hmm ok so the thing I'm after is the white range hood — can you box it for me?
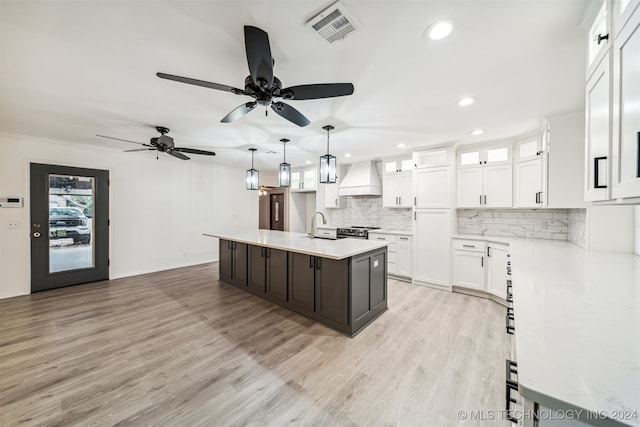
[338,161,382,196]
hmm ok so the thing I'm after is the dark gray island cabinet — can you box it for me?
[213,231,388,337]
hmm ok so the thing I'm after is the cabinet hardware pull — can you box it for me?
[414,197,417,206]
[309,256,314,268]
[636,132,640,178]
[414,212,416,220]
[399,196,402,205]
[480,195,483,205]
[462,244,475,248]
[594,156,608,189]
[265,248,270,259]
[335,198,338,206]
[505,359,519,422]
[481,256,484,267]
[399,237,408,240]
[261,247,265,257]
[377,237,386,240]
[315,257,321,270]
[536,151,542,156]
[484,195,487,205]
[487,247,490,257]
[596,33,609,44]
[535,191,540,204]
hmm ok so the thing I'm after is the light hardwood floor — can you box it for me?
[0,263,511,426]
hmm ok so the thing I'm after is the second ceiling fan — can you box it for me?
[157,26,354,127]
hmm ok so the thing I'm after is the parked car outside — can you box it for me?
[49,207,91,244]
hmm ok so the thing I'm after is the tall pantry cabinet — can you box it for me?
[412,147,453,289]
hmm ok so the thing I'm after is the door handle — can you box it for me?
[594,156,608,189]
[636,132,640,178]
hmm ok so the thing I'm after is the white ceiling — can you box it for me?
[0,0,587,171]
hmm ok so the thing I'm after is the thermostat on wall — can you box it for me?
[0,197,23,208]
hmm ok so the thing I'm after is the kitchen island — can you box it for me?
[204,230,389,337]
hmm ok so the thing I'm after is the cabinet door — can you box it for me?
[302,168,316,190]
[290,171,302,190]
[612,8,640,199]
[288,253,315,314]
[248,245,266,293]
[399,158,414,172]
[384,159,400,173]
[587,1,610,79]
[266,248,288,303]
[515,136,544,162]
[414,166,451,208]
[324,182,340,208]
[413,209,450,287]
[453,251,485,291]
[483,165,513,208]
[487,244,509,300]
[456,167,483,208]
[383,175,401,207]
[396,236,411,277]
[585,56,612,201]
[219,239,233,282]
[232,242,248,287]
[315,257,349,326]
[399,173,413,207]
[515,159,543,208]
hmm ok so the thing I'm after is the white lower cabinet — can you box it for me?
[452,237,509,302]
[487,243,509,300]
[452,240,485,290]
[368,232,412,280]
[413,209,451,288]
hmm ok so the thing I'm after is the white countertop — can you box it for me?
[204,229,388,260]
[368,229,413,236]
[509,239,640,426]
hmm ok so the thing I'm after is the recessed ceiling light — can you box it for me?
[426,20,453,40]
[458,97,476,107]
[397,144,406,148]
[344,153,352,158]
[470,129,484,136]
[305,160,312,164]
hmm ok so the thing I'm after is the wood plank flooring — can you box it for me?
[0,263,511,426]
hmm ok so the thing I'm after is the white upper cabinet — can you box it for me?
[413,147,452,169]
[515,134,545,162]
[456,143,513,208]
[384,157,414,174]
[611,5,640,199]
[291,167,316,192]
[515,158,544,208]
[383,173,413,208]
[613,0,640,38]
[587,1,611,79]
[414,166,451,208]
[585,56,612,201]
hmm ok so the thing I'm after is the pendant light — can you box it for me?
[279,138,291,188]
[246,148,259,190]
[319,125,336,184]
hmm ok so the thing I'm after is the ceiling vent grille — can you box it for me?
[307,1,360,44]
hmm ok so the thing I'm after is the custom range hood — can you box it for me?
[338,161,382,196]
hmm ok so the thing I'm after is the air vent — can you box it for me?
[306,1,360,44]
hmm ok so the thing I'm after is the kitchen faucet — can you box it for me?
[310,211,327,238]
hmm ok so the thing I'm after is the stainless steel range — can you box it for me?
[336,226,381,240]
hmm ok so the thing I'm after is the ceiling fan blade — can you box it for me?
[244,26,273,88]
[156,73,244,94]
[167,150,190,160]
[270,102,310,127]
[221,101,258,123]
[174,147,216,156]
[281,83,354,100]
[124,148,156,152]
[97,134,152,146]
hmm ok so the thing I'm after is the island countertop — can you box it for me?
[510,239,640,426]
[204,229,388,260]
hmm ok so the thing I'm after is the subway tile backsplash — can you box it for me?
[457,209,571,240]
[567,208,587,248]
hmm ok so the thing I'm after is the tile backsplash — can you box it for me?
[568,208,587,248]
[457,209,570,240]
[330,196,412,231]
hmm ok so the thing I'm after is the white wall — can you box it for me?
[0,132,258,299]
[635,206,640,257]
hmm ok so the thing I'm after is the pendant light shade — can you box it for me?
[279,138,291,188]
[246,148,259,190]
[320,125,336,184]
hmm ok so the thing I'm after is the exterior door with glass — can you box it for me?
[30,163,109,292]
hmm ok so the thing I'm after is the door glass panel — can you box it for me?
[415,149,448,167]
[519,140,539,159]
[460,151,480,166]
[49,174,95,273]
[385,161,397,173]
[487,147,509,163]
[400,159,414,171]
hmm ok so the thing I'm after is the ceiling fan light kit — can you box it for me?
[279,138,291,188]
[157,25,354,127]
[246,148,259,190]
[319,125,337,184]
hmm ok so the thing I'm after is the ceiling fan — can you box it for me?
[156,26,354,127]
[97,127,216,160]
